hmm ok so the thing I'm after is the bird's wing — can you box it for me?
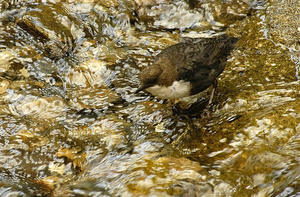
[175,41,225,81]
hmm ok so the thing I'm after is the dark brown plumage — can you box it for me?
[138,34,238,100]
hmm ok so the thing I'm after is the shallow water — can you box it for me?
[0,0,299,196]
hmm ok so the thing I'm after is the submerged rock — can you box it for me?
[0,50,16,73]
[16,3,92,58]
[0,80,9,94]
[9,95,67,123]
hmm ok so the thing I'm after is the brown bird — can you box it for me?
[138,34,238,108]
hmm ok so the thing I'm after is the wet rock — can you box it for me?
[127,157,209,196]
[134,0,171,7]
[9,95,67,123]
[199,0,251,26]
[137,1,206,31]
[92,40,128,63]
[213,182,234,197]
[37,176,60,191]
[68,59,115,87]
[66,59,120,110]
[136,0,252,31]
[67,118,127,150]
[0,50,16,73]
[0,8,26,23]
[0,80,9,94]
[56,147,86,169]
[96,0,119,7]
[19,68,30,78]
[126,101,172,124]
[16,3,92,58]
[48,162,68,176]
[55,139,210,196]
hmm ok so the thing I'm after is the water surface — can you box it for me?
[0,0,299,196]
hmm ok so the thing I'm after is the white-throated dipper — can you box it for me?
[137,34,238,105]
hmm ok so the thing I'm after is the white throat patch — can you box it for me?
[146,80,192,99]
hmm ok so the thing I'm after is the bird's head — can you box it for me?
[136,56,176,93]
[137,64,162,92]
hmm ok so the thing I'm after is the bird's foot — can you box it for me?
[200,102,214,118]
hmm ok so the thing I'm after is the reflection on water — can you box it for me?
[0,0,299,196]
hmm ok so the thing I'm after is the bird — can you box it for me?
[137,34,238,111]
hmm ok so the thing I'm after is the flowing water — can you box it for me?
[0,0,299,196]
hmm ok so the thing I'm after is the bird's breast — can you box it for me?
[146,80,192,99]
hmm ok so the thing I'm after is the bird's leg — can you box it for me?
[208,79,218,105]
[172,98,182,113]
[201,80,218,118]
